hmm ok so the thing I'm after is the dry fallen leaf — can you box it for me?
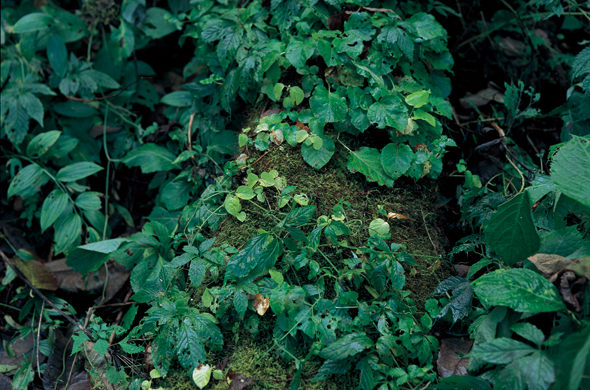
[557,271,586,312]
[527,253,589,282]
[460,87,505,109]
[253,293,270,316]
[387,212,408,220]
[13,256,58,291]
[437,338,474,377]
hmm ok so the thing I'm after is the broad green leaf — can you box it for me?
[8,163,49,199]
[310,86,348,123]
[19,93,44,126]
[40,189,69,232]
[472,337,535,365]
[273,83,285,101]
[225,234,269,280]
[54,213,82,254]
[142,7,177,38]
[511,323,545,347]
[431,376,493,390]
[368,219,390,238]
[473,268,566,312]
[554,323,590,390]
[192,364,213,389]
[301,134,335,170]
[381,143,413,180]
[56,162,103,182]
[160,91,192,107]
[286,38,315,68]
[13,13,54,33]
[406,13,446,41]
[217,28,243,71]
[46,34,67,77]
[412,109,436,126]
[84,70,120,89]
[65,247,110,274]
[484,192,539,265]
[283,205,316,227]
[235,186,255,200]
[53,101,99,117]
[75,191,102,210]
[405,90,430,108]
[319,333,373,360]
[26,131,61,159]
[234,289,248,318]
[551,136,590,208]
[348,147,394,187]
[290,87,304,105]
[367,95,408,130]
[224,194,242,217]
[78,238,127,254]
[177,319,206,365]
[161,180,192,210]
[121,144,180,173]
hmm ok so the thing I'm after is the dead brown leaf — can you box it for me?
[253,293,270,316]
[436,338,473,377]
[557,270,586,313]
[45,259,129,303]
[460,87,505,109]
[13,256,58,291]
[527,253,589,282]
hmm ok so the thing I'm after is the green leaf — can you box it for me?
[54,213,82,254]
[13,13,54,33]
[431,376,492,390]
[26,130,61,159]
[121,144,180,173]
[405,90,430,108]
[367,95,408,130]
[75,191,102,210]
[511,323,545,347]
[40,189,69,232]
[413,109,436,126]
[78,238,127,254]
[56,162,103,182]
[348,147,393,187]
[283,205,316,227]
[18,93,44,126]
[46,34,68,77]
[484,192,540,265]
[225,234,268,280]
[472,337,535,365]
[235,186,255,200]
[224,194,242,217]
[160,91,192,107]
[192,364,213,389]
[161,179,192,210]
[142,7,177,38]
[381,143,413,180]
[301,134,335,170]
[554,323,590,390]
[286,38,315,68]
[319,333,373,360]
[8,163,49,199]
[406,13,446,41]
[84,70,120,89]
[234,289,248,318]
[473,268,566,312]
[310,85,348,123]
[53,101,99,117]
[551,136,590,208]
[177,319,206,365]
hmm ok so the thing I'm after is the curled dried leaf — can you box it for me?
[253,293,269,316]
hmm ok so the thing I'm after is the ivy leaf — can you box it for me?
[381,143,414,180]
[473,268,566,312]
[484,192,540,265]
[319,333,373,360]
[367,95,408,130]
[310,86,348,123]
[301,134,335,170]
[347,147,394,187]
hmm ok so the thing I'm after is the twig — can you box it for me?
[419,206,437,251]
[36,301,44,382]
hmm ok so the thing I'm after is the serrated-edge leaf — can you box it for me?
[348,147,393,187]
